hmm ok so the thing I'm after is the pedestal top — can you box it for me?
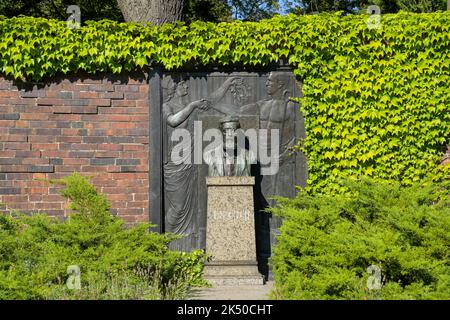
[206,176,255,186]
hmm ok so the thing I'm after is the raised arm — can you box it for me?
[165,100,206,128]
[207,77,238,105]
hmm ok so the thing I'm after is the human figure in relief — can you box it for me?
[162,76,238,251]
[240,71,296,201]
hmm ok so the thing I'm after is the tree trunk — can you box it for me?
[117,0,184,24]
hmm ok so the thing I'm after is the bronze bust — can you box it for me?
[204,116,256,177]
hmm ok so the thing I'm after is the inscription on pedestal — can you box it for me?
[204,176,264,285]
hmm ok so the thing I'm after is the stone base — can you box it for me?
[204,261,264,286]
[205,275,265,286]
[205,177,263,286]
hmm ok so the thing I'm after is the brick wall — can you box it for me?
[0,73,149,225]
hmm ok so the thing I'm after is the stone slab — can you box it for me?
[204,176,263,285]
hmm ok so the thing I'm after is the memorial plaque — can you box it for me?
[149,68,307,278]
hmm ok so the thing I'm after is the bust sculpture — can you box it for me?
[204,116,256,177]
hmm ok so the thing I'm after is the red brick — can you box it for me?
[134,193,148,201]
[99,92,124,99]
[89,99,111,107]
[89,84,114,92]
[50,114,82,121]
[63,158,89,165]
[126,201,148,208]
[70,143,98,151]
[28,135,56,143]
[41,150,69,158]
[54,165,82,172]
[33,129,61,136]
[32,173,47,180]
[32,143,58,151]
[20,113,50,120]
[133,137,149,144]
[35,202,62,210]
[114,85,139,92]
[83,122,111,129]
[111,100,136,107]
[124,93,146,100]
[52,106,71,114]
[5,173,32,180]
[103,115,132,122]
[22,158,50,165]
[4,202,35,210]
[123,144,146,151]
[0,151,16,158]
[45,91,58,98]
[1,195,29,203]
[136,100,149,108]
[56,136,82,143]
[4,142,30,150]
[105,165,122,172]
[41,194,64,202]
[91,179,117,187]
[98,107,147,115]
[129,152,148,159]
[0,74,149,225]
[3,135,27,142]
[30,187,49,194]
[75,91,99,99]
[94,151,121,158]
[98,144,123,151]
[37,98,65,105]
[29,121,57,128]
[108,194,133,201]
[130,115,148,122]
[122,208,145,215]
[26,180,49,187]
[0,91,18,98]
[14,121,29,128]
[113,122,137,129]
[62,129,88,136]
[0,120,16,128]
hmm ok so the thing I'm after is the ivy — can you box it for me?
[0,12,449,193]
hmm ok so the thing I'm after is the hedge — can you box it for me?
[0,173,206,299]
[0,12,449,192]
[270,178,450,299]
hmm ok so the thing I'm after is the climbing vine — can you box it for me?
[0,12,448,193]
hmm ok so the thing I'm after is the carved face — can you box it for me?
[222,122,239,150]
[175,80,189,97]
[266,73,282,97]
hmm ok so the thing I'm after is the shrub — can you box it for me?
[270,177,450,300]
[0,173,207,300]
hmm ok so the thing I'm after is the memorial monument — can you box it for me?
[149,69,307,279]
[203,117,263,285]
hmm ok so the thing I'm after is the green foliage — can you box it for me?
[0,13,448,192]
[284,0,447,14]
[284,0,363,14]
[0,0,124,21]
[229,0,279,20]
[376,0,446,13]
[0,173,207,300]
[183,0,232,22]
[0,0,275,22]
[270,177,450,300]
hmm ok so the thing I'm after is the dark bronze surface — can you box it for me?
[149,68,307,278]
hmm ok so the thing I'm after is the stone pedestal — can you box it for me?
[204,176,264,285]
